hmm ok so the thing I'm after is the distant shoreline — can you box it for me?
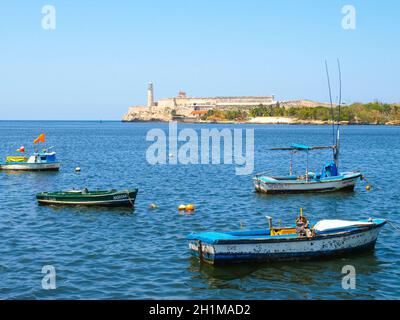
[0,120,121,122]
[122,117,400,126]
[123,102,400,125]
[0,119,398,126]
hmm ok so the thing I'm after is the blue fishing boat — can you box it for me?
[253,61,362,194]
[188,215,386,265]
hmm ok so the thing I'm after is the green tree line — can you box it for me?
[201,102,400,124]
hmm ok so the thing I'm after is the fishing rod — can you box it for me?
[337,59,342,130]
[335,59,342,168]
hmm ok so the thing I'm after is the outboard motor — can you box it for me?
[321,161,339,178]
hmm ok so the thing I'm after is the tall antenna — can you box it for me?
[337,59,342,128]
[325,60,336,153]
[335,59,342,168]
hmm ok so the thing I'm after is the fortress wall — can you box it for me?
[128,106,148,112]
[157,96,275,108]
[156,99,176,108]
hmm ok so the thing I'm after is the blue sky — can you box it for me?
[0,0,399,120]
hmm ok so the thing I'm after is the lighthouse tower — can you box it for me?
[147,82,154,110]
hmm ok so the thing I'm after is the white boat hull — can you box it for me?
[254,173,361,194]
[0,162,61,171]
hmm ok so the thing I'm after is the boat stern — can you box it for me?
[188,239,216,265]
[253,175,279,193]
[187,233,220,265]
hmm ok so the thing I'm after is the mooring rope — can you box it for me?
[360,174,383,191]
[361,174,372,185]
[387,220,400,233]
[125,190,134,207]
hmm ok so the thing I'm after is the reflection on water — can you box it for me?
[254,189,358,201]
[2,170,60,177]
[190,250,382,282]
[189,250,384,299]
[37,204,136,216]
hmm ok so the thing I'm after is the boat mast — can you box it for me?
[306,150,309,181]
[325,61,335,159]
[290,150,294,175]
[334,59,342,169]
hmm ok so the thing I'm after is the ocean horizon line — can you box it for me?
[0,119,121,122]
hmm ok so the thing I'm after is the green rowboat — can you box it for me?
[36,188,138,207]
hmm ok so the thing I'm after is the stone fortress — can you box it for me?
[122,82,329,122]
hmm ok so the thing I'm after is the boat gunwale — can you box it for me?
[0,167,61,172]
[194,240,379,265]
[37,198,136,206]
[188,220,387,245]
[1,161,61,165]
[254,185,356,194]
[254,172,362,185]
[37,189,138,198]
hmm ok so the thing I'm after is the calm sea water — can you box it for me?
[0,121,399,300]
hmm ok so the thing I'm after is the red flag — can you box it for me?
[33,134,46,144]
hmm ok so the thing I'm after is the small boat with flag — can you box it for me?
[36,188,139,207]
[0,149,61,171]
[187,212,386,265]
[0,134,61,171]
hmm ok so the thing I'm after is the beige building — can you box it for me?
[156,91,275,110]
[122,83,334,122]
[123,83,275,121]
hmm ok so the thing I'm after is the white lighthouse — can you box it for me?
[147,82,154,109]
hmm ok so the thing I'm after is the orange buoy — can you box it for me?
[185,204,195,211]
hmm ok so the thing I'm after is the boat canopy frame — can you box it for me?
[269,144,336,181]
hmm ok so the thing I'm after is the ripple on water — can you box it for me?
[0,122,399,299]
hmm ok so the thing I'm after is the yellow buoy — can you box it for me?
[178,204,187,211]
[75,167,81,172]
[149,203,158,209]
[185,204,195,211]
[366,185,371,191]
